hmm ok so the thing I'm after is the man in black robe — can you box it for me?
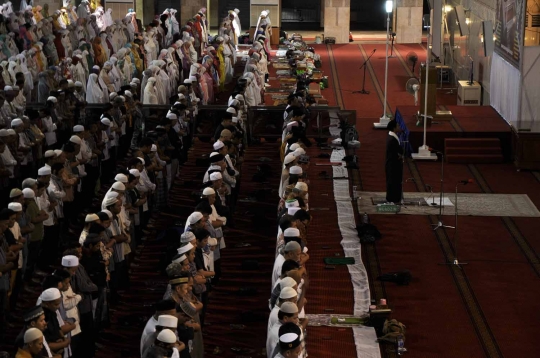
[385,120,403,203]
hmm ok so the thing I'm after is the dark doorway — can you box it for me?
[281,0,322,31]
[350,0,386,30]
[218,0,250,33]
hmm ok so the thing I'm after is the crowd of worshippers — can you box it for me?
[137,115,245,356]
[0,42,247,358]
[265,88,312,358]
[0,2,272,109]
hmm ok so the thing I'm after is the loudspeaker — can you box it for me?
[482,21,494,57]
[324,37,336,44]
[454,5,469,36]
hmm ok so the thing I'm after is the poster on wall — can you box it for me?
[494,0,526,68]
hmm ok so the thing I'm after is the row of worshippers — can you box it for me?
[0,100,195,349]
[137,102,248,358]
[1,130,186,354]
[0,0,247,107]
[267,85,315,357]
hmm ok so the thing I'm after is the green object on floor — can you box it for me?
[324,257,355,265]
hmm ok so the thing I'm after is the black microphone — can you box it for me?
[459,179,474,185]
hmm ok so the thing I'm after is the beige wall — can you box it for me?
[395,0,423,44]
[181,0,207,26]
[324,0,351,44]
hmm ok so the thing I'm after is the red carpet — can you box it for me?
[321,42,540,358]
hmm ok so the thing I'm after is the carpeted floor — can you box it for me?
[316,41,540,358]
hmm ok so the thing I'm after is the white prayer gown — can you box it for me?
[86,73,105,103]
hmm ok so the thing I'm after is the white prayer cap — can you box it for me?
[6,129,16,135]
[183,78,192,84]
[47,96,57,103]
[172,254,187,263]
[104,195,118,207]
[177,242,194,255]
[53,150,63,157]
[293,148,306,157]
[8,202,22,212]
[112,182,125,191]
[61,255,79,267]
[24,328,43,344]
[284,154,296,165]
[284,241,301,252]
[114,174,128,183]
[124,90,133,98]
[38,166,51,176]
[177,94,185,100]
[209,172,222,181]
[100,118,111,126]
[289,143,300,151]
[11,118,23,127]
[157,329,177,344]
[283,228,300,237]
[280,277,297,289]
[235,94,244,101]
[0,129,8,137]
[44,150,56,158]
[157,315,178,329]
[279,301,298,314]
[85,213,99,223]
[226,107,236,115]
[180,231,195,243]
[213,140,224,150]
[208,238,218,246]
[289,166,302,175]
[285,199,299,208]
[132,78,140,84]
[189,76,197,82]
[280,287,297,299]
[41,288,61,301]
[295,182,308,192]
[22,188,35,199]
[288,207,301,215]
[69,135,82,145]
[202,187,215,196]
[129,169,141,177]
[151,144,157,152]
[187,212,203,225]
[73,125,85,132]
[75,81,83,87]
[3,85,12,91]
[232,117,238,124]
[166,112,177,120]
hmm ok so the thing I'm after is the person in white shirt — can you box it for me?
[268,287,298,333]
[60,256,82,342]
[272,241,301,289]
[267,302,298,358]
[140,299,177,356]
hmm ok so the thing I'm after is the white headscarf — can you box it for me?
[143,77,158,105]
[86,73,104,103]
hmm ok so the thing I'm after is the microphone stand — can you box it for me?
[400,140,408,207]
[353,49,376,95]
[431,152,454,231]
[388,32,396,58]
[439,183,468,268]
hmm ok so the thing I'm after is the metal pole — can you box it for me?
[381,12,390,121]
[422,33,430,148]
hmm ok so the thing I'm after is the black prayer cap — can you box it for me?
[278,322,302,351]
[387,119,397,131]
[209,153,224,163]
[154,299,176,312]
[0,208,15,221]
[23,306,44,322]
[84,233,102,245]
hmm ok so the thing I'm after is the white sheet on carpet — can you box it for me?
[331,148,381,358]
